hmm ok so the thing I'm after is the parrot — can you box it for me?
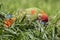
[15,8,48,27]
[25,8,48,26]
[38,10,48,26]
[0,13,16,28]
[4,14,16,28]
[25,8,41,21]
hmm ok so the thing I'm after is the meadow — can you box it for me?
[0,0,60,40]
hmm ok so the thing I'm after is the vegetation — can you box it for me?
[0,0,60,40]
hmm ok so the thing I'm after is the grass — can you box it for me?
[0,0,60,40]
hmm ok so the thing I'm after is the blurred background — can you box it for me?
[0,0,60,40]
[0,0,60,16]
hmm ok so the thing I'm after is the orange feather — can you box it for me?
[4,18,16,28]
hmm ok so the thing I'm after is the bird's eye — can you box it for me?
[39,16,41,17]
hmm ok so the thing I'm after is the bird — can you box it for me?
[4,18,16,28]
[25,8,48,26]
[4,14,16,28]
[37,10,48,26]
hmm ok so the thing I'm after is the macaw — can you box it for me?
[38,10,48,26]
[25,8,48,26]
[4,14,16,28]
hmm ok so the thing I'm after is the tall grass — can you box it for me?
[0,0,60,40]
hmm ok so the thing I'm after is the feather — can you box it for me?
[4,18,16,28]
[41,11,48,22]
[31,10,36,15]
[6,14,12,19]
